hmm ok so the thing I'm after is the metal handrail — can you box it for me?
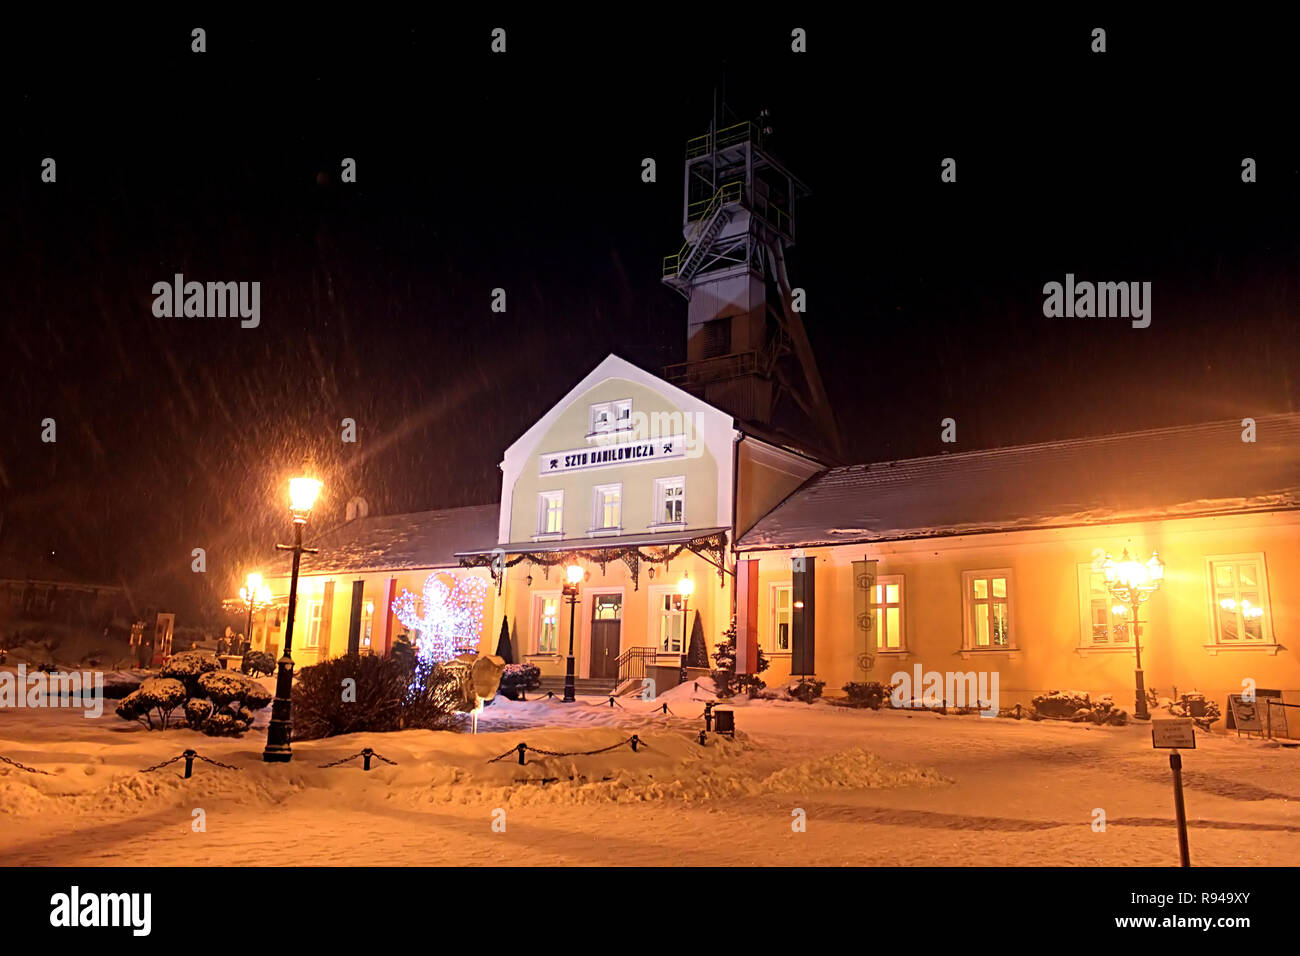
[662,182,744,278]
[685,122,757,158]
[617,646,658,686]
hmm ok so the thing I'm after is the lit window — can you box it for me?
[593,594,623,620]
[657,591,685,653]
[537,490,564,536]
[654,476,685,525]
[593,484,621,531]
[873,575,905,650]
[1207,555,1272,645]
[1076,565,1130,646]
[534,594,559,653]
[770,584,792,652]
[590,403,613,433]
[614,400,632,429]
[962,570,1012,649]
[361,601,374,650]
[304,601,323,648]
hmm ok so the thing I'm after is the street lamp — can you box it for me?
[263,461,322,763]
[1101,548,1165,721]
[562,563,583,703]
[238,572,273,652]
[677,573,695,680]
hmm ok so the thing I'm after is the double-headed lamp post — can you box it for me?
[262,464,322,763]
[1101,548,1165,721]
[562,563,583,703]
[238,572,273,650]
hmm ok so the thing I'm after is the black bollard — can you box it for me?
[609,696,615,709]
[183,749,196,778]
[661,702,668,714]
[516,743,527,766]
[362,747,374,771]
[704,701,715,732]
[630,734,640,752]
[697,730,707,746]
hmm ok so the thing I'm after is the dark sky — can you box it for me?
[3,12,1298,619]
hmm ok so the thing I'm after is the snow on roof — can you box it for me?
[271,504,500,577]
[738,413,1300,550]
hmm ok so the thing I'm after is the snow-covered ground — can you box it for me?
[2,680,1297,866]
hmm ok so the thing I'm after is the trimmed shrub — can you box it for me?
[842,681,898,710]
[498,663,541,700]
[291,654,461,740]
[241,650,276,677]
[115,677,188,730]
[787,678,825,704]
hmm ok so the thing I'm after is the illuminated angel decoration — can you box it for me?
[391,572,488,663]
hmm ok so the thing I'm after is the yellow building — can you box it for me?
[256,358,1300,717]
[735,414,1300,711]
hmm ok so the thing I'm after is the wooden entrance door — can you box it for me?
[589,594,623,680]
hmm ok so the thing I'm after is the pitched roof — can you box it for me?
[270,504,500,577]
[737,413,1300,550]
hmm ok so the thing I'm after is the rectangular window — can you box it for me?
[614,400,632,429]
[1207,555,1272,645]
[593,594,623,621]
[654,476,686,526]
[592,483,622,532]
[533,593,560,653]
[656,591,686,653]
[590,402,613,434]
[873,575,905,650]
[304,601,323,648]
[962,570,1013,649]
[1076,565,1130,646]
[537,490,564,536]
[361,601,374,651]
[770,584,792,652]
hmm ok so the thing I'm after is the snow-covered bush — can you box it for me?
[842,681,898,710]
[114,650,269,735]
[498,663,541,700]
[291,653,461,740]
[115,677,188,730]
[787,678,825,704]
[241,650,276,677]
[1030,690,1128,725]
[1167,691,1219,729]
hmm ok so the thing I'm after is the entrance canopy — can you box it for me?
[456,528,729,593]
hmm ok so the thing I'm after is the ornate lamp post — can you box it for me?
[677,573,694,681]
[1101,548,1165,721]
[262,463,322,763]
[562,563,583,702]
[238,572,273,652]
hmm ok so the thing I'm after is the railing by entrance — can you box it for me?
[617,646,657,688]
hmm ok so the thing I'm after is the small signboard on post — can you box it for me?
[1151,718,1193,866]
[1151,717,1196,749]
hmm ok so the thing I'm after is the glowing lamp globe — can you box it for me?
[289,472,322,522]
[677,575,695,599]
[566,564,584,586]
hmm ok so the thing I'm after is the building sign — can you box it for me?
[538,435,686,476]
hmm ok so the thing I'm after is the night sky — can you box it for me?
[3,12,1297,619]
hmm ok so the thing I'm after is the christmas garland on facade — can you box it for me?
[459,531,730,594]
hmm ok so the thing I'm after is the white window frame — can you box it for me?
[591,482,622,535]
[1204,553,1277,653]
[613,399,633,431]
[649,585,687,655]
[961,569,1016,653]
[304,600,323,648]
[589,402,613,435]
[1075,564,1132,652]
[768,582,793,654]
[536,490,564,539]
[531,591,562,655]
[651,476,686,528]
[873,574,906,652]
